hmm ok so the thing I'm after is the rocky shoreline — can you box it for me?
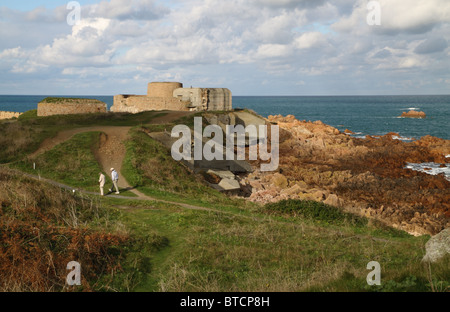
[238,114,450,236]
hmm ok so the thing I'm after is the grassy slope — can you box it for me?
[122,126,255,210]
[10,131,136,197]
[118,199,449,292]
[118,115,449,292]
[0,109,167,164]
[2,110,449,292]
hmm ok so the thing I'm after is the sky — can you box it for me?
[0,0,449,96]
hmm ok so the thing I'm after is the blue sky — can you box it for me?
[0,0,449,95]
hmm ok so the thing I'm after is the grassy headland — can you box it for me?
[0,109,166,164]
[10,131,135,196]
[0,109,448,292]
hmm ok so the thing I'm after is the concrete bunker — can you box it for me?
[111,82,232,113]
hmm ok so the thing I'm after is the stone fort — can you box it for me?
[0,111,22,120]
[111,82,232,113]
[37,98,107,117]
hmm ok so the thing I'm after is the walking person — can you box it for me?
[99,172,106,196]
[109,168,120,194]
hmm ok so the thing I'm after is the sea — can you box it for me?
[0,94,448,140]
[1,94,449,180]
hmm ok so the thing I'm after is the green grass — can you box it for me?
[0,109,167,164]
[39,97,103,104]
[172,111,204,128]
[17,109,38,120]
[19,109,168,127]
[121,126,255,209]
[10,131,135,197]
[112,198,445,292]
[264,199,368,228]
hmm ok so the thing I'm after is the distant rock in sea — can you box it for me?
[400,110,426,118]
[344,129,355,134]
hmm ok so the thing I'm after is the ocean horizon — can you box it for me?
[1,94,449,140]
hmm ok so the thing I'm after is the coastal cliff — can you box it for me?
[239,114,449,236]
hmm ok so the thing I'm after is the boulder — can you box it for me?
[422,228,450,262]
[207,169,235,180]
[296,181,309,191]
[280,184,303,196]
[218,178,241,191]
[272,173,288,189]
[233,111,267,128]
[250,181,264,193]
[324,194,341,207]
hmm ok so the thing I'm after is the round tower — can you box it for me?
[147,82,183,98]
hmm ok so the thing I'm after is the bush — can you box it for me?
[264,199,368,227]
[18,109,38,120]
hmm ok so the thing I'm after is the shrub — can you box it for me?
[264,199,368,227]
[17,109,38,120]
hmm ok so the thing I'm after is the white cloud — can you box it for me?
[294,32,327,50]
[255,44,292,59]
[86,0,169,20]
[333,0,450,35]
[0,47,26,59]
[38,18,113,66]
[0,0,449,95]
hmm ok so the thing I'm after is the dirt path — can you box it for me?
[10,168,222,213]
[29,111,195,199]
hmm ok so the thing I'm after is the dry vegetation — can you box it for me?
[0,167,132,291]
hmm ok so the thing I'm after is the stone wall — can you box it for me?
[0,111,21,120]
[173,88,204,110]
[37,99,107,116]
[111,94,190,113]
[207,88,232,111]
[172,88,232,111]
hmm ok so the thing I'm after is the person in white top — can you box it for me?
[99,172,106,196]
[109,168,120,194]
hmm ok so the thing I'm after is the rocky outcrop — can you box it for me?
[240,114,449,236]
[400,110,426,118]
[150,110,448,236]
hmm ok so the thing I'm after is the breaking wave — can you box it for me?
[405,162,450,181]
